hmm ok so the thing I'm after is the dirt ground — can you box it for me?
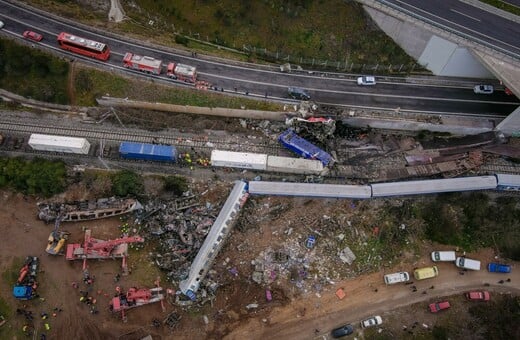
[1,188,519,340]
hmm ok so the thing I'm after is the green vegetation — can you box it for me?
[469,294,520,339]
[0,39,69,103]
[163,175,188,196]
[0,157,67,197]
[111,170,144,197]
[422,193,520,260]
[479,0,520,16]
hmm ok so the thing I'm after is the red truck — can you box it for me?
[123,52,197,83]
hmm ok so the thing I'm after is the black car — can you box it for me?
[288,87,311,101]
[331,323,354,338]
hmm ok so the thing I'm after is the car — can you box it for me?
[465,291,490,301]
[429,301,451,313]
[384,271,410,285]
[413,266,439,280]
[23,31,43,42]
[357,76,376,86]
[487,262,511,273]
[361,315,382,328]
[431,251,456,262]
[287,87,310,101]
[473,84,494,94]
[331,324,354,338]
[0,20,4,29]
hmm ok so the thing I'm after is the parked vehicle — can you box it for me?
[487,262,511,273]
[473,84,494,94]
[23,30,43,42]
[287,87,311,101]
[431,251,456,262]
[123,52,198,82]
[361,315,382,328]
[57,32,110,60]
[357,76,376,86]
[429,301,450,313]
[0,21,4,29]
[455,257,481,271]
[384,272,410,285]
[331,323,354,338]
[465,291,490,301]
[414,266,439,280]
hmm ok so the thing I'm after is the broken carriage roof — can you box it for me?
[37,197,142,222]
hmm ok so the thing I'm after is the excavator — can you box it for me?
[66,229,144,274]
[46,216,70,255]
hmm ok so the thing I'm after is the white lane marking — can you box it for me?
[450,9,481,22]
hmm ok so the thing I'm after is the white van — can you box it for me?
[384,272,410,285]
[455,257,481,271]
[431,251,456,262]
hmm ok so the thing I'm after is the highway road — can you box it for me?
[0,0,519,116]
[380,0,520,58]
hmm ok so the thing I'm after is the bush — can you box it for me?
[111,170,143,197]
[174,35,189,46]
[0,157,66,197]
[163,175,188,196]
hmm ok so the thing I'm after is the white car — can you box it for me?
[0,20,4,29]
[361,315,383,328]
[473,84,494,94]
[357,76,376,86]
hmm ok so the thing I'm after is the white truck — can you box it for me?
[383,272,410,285]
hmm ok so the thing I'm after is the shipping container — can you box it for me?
[371,176,497,197]
[247,181,372,199]
[266,155,324,175]
[211,150,267,170]
[278,129,333,166]
[28,134,91,154]
[119,142,177,162]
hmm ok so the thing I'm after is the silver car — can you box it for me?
[361,315,383,328]
[473,84,494,94]
[357,76,376,86]
[0,20,4,29]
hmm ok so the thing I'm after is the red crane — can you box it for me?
[66,229,144,273]
[110,279,168,322]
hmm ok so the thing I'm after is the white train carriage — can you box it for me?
[28,134,91,155]
[371,176,498,197]
[211,150,267,170]
[266,155,324,175]
[248,181,372,199]
[495,173,520,191]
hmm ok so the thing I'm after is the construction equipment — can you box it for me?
[13,257,39,300]
[66,229,144,274]
[110,279,166,322]
[46,216,70,255]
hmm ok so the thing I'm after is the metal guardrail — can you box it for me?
[368,0,520,61]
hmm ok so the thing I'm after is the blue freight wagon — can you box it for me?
[119,142,177,162]
[278,129,333,166]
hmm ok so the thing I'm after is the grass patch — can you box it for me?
[479,0,520,16]
[1,257,24,286]
[25,0,417,69]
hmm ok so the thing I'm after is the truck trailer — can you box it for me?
[28,134,91,155]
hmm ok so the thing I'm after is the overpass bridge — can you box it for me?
[357,0,520,135]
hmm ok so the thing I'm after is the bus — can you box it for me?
[57,32,110,61]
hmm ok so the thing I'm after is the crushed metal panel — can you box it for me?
[339,246,356,265]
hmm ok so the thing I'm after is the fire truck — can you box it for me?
[166,62,197,83]
[123,52,162,75]
[123,52,197,82]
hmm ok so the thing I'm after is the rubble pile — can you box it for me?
[136,195,219,283]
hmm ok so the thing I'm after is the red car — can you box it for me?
[465,291,490,301]
[429,301,450,313]
[23,31,43,42]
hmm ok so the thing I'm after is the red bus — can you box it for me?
[57,32,110,61]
